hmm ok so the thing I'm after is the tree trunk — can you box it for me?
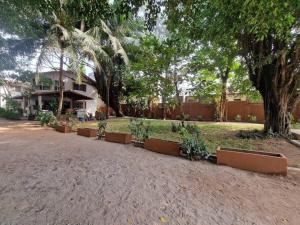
[93,68,123,117]
[257,64,296,135]
[105,74,111,119]
[219,68,229,122]
[56,48,64,119]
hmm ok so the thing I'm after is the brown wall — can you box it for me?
[119,101,300,123]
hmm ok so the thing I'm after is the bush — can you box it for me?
[197,115,203,121]
[179,127,209,160]
[171,122,178,132]
[129,118,151,142]
[234,114,242,122]
[65,112,76,128]
[0,107,21,120]
[248,115,257,122]
[36,111,57,126]
[95,111,106,120]
[175,113,190,121]
[98,119,107,139]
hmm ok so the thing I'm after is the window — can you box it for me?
[54,80,60,90]
[39,84,50,90]
[73,82,86,92]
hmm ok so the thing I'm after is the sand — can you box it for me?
[0,119,300,225]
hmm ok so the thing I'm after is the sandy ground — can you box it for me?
[0,119,300,225]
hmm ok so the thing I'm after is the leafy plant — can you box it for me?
[97,120,107,139]
[171,122,178,132]
[95,111,107,120]
[129,118,151,142]
[36,111,57,126]
[185,124,201,134]
[197,115,203,121]
[0,107,22,120]
[234,114,242,122]
[65,112,76,129]
[179,126,209,160]
[248,115,257,122]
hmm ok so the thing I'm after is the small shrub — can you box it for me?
[234,114,242,122]
[95,111,106,120]
[129,118,151,142]
[176,113,190,121]
[197,115,203,121]
[171,122,178,132]
[179,127,209,160]
[65,112,77,128]
[36,111,57,126]
[97,119,107,139]
[248,115,257,122]
[185,124,200,134]
[0,107,21,120]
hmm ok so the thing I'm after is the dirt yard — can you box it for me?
[0,119,300,225]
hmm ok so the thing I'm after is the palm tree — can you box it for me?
[70,17,131,118]
[36,0,73,118]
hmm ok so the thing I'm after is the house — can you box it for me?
[0,80,31,110]
[13,71,104,116]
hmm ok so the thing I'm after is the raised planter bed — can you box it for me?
[217,147,287,175]
[77,128,98,138]
[144,138,180,156]
[56,125,72,133]
[105,132,132,144]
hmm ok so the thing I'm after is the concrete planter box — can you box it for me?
[144,138,180,156]
[56,125,72,133]
[105,132,132,144]
[217,147,287,175]
[77,128,98,138]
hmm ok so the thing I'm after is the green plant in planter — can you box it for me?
[65,112,76,129]
[97,119,107,139]
[129,118,151,142]
[36,111,57,127]
[179,127,209,160]
[234,114,242,122]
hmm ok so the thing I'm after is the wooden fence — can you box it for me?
[118,101,300,123]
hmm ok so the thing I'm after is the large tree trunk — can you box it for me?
[257,64,297,135]
[56,48,64,119]
[93,68,123,117]
[241,36,300,135]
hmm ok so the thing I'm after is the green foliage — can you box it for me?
[171,122,178,133]
[197,115,203,121]
[176,113,190,121]
[0,107,22,120]
[49,99,58,114]
[129,118,151,142]
[36,111,57,127]
[248,115,257,123]
[234,114,242,122]
[65,112,76,128]
[98,120,107,139]
[95,111,107,121]
[179,126,209,160]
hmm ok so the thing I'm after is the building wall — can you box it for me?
[38,71,104,116]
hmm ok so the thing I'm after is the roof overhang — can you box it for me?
[15,90,94,101]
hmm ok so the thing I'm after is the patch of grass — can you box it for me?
[78,118,264,153]
[292,123,300,129]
